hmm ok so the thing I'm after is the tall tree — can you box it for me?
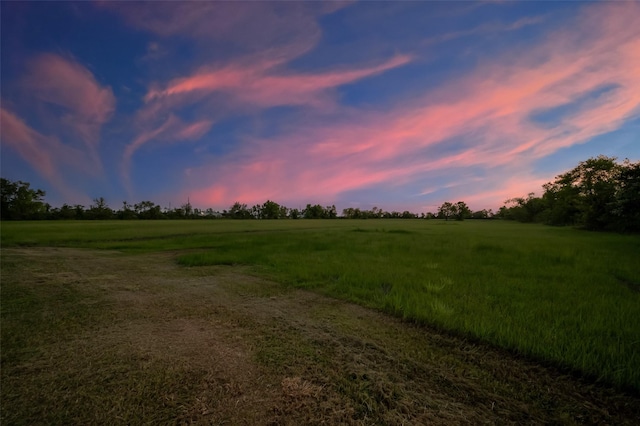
[454,201,472,221]
[86,197,113,220]
[504,193,547,223]
[613,160,640,232]
[119,201,137,220]
[303,204,326,219]
[437,202,455,221]
[543,155,620,230]
[0,178,47,220]
[261,200,281,219]
[57,204,79,220]
[135,201,162,219]
[289,208,301,219]
[227,202,252,219]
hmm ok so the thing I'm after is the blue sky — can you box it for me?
[1,1,639,213]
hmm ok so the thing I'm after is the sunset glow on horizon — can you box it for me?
[1,1,639,213]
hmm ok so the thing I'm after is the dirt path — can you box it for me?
[2,247,639,424]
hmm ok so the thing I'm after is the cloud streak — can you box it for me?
[1,107,95,202]
[144,54,412,108]
[121,4,411,192]
[18,53,116,172]
[101,1,347,65]
[1,53,116,202]
[182,2,640,211]
[3,1,638,211]
[122,114,213,189]
[1,107,59,181]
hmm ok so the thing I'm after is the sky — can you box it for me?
[1,1,639,214]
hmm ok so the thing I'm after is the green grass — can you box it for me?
[2,219,639,391]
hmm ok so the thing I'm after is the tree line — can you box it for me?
[0,179,481,221]
[496,156,640,232]
[0,185,443,221]
[2,156,637,231]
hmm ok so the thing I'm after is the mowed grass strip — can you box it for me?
[2,219,639,391]
[5,247,639,424]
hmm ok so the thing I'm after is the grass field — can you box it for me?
[6,246,640,424]
[2,219,639,394]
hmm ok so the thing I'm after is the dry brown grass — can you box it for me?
[2,247,639,425]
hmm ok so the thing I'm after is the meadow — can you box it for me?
[2,219,639,393]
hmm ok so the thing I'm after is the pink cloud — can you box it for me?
[181,2,640,211]
[144,66,249,102]
[1,107,95,202]
[1,107,58,179]
[174,120,214,140]
[145,54,412,109]
[21,53,115,138]
[238,55,412,109]
[127,51,411,193]
[19,53,115,171]
[459,175,551,211]
[115,1,413,197]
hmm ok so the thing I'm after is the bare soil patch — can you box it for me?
[2,247,639,424]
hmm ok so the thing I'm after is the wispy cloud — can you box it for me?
[423,15,546,46]
[1,106,95,202]
[19,53,115,172]
[144,54,412,108]
[120,2,411,193]
[1,53,116,202]
[121,114,213,195]
[6,1,636,211]
[181,2,640,211]
[1,107,59,181]
[101,1,347,64]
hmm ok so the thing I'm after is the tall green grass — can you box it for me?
[2,219,639,390]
